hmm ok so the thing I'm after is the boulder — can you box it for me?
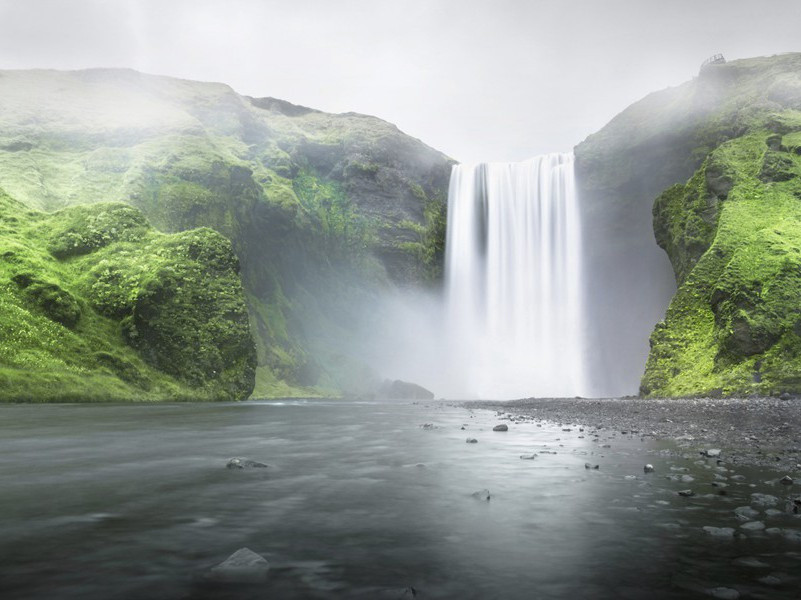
[492,424,508,432]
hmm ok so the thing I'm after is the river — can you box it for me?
[1,400,799,599]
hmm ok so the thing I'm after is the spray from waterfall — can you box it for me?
[444,153,586,399]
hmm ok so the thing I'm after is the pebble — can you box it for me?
[703,526,735,537]
[751,493,779,508]
[734,506,760,521]
[707,587,739,600]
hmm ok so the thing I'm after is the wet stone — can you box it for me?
[492,424,508,432]
[703,526,735,537]
[226,458,268,470]
[734,506,760,521]
[740,521,766,531]
[471,489,491,501]
[707,587,739,600]
[751,493,779,508]
[466,438,478,444]
[209,547,270,583]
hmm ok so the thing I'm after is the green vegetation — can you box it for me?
[0,69,453,397]
[0,192,255,402]
[642,120,801,397]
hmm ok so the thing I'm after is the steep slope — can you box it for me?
[575,53,801,397]
[0,69,453,396]
[0,191,255,401]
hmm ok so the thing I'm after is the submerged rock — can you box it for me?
[226,458,268,470]
[466,438,478,444]
[520,454,537,460]
[678,489,695,497]
[707,587,740,600]
[492,424,508,432]
[209,547,270,582]
[471,489,491,501]
[750,493,779,508]
[739,521,765,531]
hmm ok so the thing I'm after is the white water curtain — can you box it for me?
[444,153,586,399]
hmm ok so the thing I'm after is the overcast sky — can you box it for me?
[0,0,799,163]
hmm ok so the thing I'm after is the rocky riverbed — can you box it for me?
[464,397,801,474]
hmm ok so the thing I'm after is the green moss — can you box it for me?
[643,126,801,397]
[0,191,256,402]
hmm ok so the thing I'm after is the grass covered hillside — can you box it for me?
[0,191,256,402]
[0,69,452,397]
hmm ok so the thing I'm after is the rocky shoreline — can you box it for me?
[463,396,801,474]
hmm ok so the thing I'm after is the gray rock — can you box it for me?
[751,493,779,508]
[758,575,781,586]
[703,449,722,458]
[780,475,794,485]
[703,526,735,537]
[734,506,760,521]
[209,547,270,582]
[678,489,695,497]
[492,424,508,432]
[739,521,765,531]
[466,438,478,444]
[471,489,490,501]
[420,423,435,430]
[644,464,655,473]
[706,587,739,600]
[519,454,537,460]
[226,458,268,470]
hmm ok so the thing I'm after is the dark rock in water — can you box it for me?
[644,464,655,473]
[585,463,600,470]
[707,587,740,600]
[420,423,435,430]
[780,475,794,485]
[492,424,508,432]
[466,438,478,444]
[751,493,779,508]
[471,489,491,501]
[378,379,434,400]
[209,547,270,582]
[678,489,695,497]
[520,454,537,460]
[734,506,760,521]
[226,458,268,470]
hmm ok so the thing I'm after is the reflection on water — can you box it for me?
[0,401,799,599]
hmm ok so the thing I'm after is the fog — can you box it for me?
[1,0,800,162]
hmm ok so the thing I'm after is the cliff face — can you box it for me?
[576,53,801,397]
[0,192,255,401]
[0,69,453,397]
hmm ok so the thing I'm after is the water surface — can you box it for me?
[1,400,799,599]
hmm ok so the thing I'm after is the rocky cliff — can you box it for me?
[577,53,801,397]
[0,69,453,397]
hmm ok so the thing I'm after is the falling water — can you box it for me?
[444,153,586,399]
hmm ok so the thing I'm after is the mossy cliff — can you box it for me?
[0,69,452,398]
[0,193,256,401]
[576,53,801,397]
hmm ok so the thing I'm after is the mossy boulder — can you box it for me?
[0,192,256,402]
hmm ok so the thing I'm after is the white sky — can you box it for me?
[0,0,799,163]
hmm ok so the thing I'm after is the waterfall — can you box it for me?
[444,153,586,399]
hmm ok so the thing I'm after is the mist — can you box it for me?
[2,0,801,163]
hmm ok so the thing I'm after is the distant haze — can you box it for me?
[0,0,799,162]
